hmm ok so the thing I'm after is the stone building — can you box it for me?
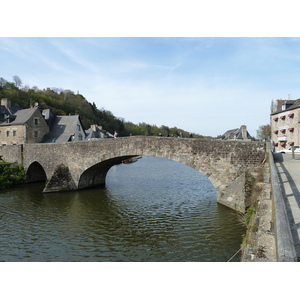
[219,125,252,141]
[0,98,90,145]
[0,106,49,145]
[85,124,113,139]
[0,98,12,123]
[271,99,300,152]
[42,115,86,143]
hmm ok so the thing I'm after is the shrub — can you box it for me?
[0,163,25,188]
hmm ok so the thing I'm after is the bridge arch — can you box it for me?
[26,161,47,183]
[78,155,138,190]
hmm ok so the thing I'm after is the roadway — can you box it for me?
[274,152,300,260]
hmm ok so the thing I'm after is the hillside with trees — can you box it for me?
[0,76,209,138]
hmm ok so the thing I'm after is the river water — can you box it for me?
[0,156,245,262]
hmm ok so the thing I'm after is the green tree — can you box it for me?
[256,124,271,140]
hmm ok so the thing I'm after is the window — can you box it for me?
[6,131,9,137]
[34,131,39,138]
[34,118,39,126]
[13,130,17,137]
[77,124,81,131]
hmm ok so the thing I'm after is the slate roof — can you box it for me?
[220,126,252,140]
[0,107,38,126]
[0,105,10,123]
[42,115,83,143]
[271,99,300,115]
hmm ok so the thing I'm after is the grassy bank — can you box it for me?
[0,162,25,188]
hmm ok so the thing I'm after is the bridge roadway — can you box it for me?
[274,152,300,260]
[0,136,265,212]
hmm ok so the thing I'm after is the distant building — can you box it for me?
[270,99,300,152]
[42,115,86,143]
[0,98,22,124]
[85,124,113,139]
[0,106,49,145]
[0,99,12,123]
[218,125,252,141]
[0,98,88,145]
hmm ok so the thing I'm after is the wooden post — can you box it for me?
[292,145,295,160]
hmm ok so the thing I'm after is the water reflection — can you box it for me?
[0,156,245,262]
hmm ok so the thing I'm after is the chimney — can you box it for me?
[1,98,11,108]
[241,125,247,139]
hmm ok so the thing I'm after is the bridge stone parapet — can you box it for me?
[0,136,266,212]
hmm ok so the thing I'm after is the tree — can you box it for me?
[0,77,7,88]
[13,75,22,88]
[256,124,271,140]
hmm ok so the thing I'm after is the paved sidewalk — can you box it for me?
[274,153,300,260]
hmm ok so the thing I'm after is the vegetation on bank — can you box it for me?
[0,76,210,138]
[240,163,265,249]
[0,162,26,188]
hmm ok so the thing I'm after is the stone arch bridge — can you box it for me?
[0,136,266,212]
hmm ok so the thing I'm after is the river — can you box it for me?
[0,156,245,262]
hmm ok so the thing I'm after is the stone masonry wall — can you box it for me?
[0,144,22,164]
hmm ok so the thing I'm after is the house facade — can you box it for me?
[0,106,49,145]
[271,99,300,152]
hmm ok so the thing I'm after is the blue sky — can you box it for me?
[1,37,300,137]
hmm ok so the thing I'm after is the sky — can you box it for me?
[3,36,300,137]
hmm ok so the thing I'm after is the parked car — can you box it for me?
[280,145,300,154]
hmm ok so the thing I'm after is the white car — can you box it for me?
[280,145,300,154]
